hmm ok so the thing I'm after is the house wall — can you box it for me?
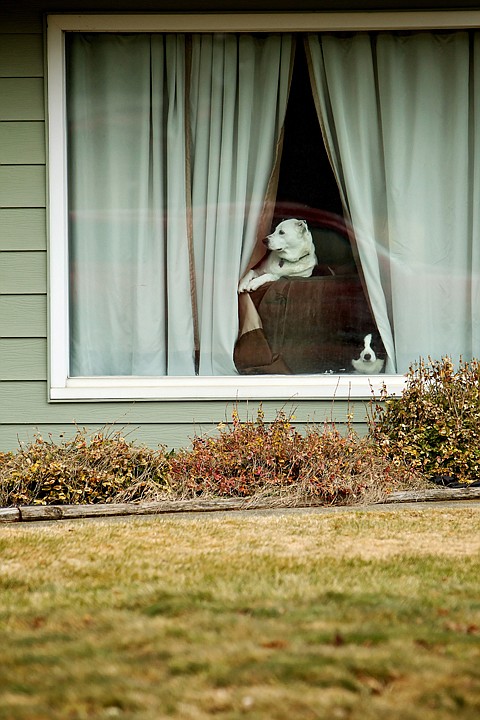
[0,0,476,451]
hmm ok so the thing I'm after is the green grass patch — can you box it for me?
[1,507,480,718]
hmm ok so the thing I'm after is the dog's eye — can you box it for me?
[279,230,285,235]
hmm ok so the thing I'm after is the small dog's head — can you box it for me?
[264,219,312,259]
[352,333,384,374]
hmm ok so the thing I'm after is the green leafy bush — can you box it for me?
[0,428,170,506]
[369,357,480,483]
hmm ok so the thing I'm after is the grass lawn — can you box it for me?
[1,504,480,719]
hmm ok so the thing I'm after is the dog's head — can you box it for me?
[264,219,313,260]
[352,333,385,374]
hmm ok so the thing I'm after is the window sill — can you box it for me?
[49,375,405,401]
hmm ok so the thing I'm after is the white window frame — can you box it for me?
[47,10,480,401]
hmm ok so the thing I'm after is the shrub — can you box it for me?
[167,406,416,505]
[0,427,170,506]
[369,356,480,483]
[168,407,303,498]
[0,409,424,508]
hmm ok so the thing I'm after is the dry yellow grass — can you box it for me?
[1,504,480,719]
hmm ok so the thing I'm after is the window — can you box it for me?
[47,12,480,400]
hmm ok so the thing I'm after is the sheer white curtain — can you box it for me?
[67,32,292,377]
[189,33,293,375]
[68,34,195,376]
[307,31,480,372]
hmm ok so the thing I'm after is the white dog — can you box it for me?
[238,219,317,293]
[352,333,384,374]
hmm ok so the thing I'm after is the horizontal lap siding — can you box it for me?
[0,22,49,448]
[0,123,46,164]
[0,209,46,249]
[0,339,47,380]
[0,78,45,120]
[0,34,43,76]
[0,424,205,452]
[0,252,47,293]
[0,295,47,336]
[0,167,46,207]
[0,5,369,452]
[0,420,368,454]
[0,382,365,424]
[0,380,368,449]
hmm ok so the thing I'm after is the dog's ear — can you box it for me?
[296,220,307,234]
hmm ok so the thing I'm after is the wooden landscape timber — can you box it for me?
[1,486,480,523]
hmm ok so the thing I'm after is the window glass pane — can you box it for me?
[66,30,480,379]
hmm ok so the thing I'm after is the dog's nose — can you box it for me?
[262,237,269,246]
[364,353,372,361]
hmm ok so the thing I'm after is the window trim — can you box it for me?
[47,10,480,402]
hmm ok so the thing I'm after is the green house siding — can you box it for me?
[0,208,46,250]
[5,0,467,451]
[0,379,364,448]
[0,78,44,120]
[0,15,47,449]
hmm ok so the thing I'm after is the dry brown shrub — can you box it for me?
[0,427,170,506]
[161,407,423,506]
[0,409,426,508]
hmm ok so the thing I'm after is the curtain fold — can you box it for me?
[307,31,480,373]
[189,33,293,375]
[67,32,292,377]
[68,34,195,376]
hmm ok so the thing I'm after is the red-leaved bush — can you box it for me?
[166,407,418,505]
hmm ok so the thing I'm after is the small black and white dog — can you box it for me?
[352,333,384,374]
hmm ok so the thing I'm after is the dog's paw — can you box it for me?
[246,276,267,292]
[238,271,256,293]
